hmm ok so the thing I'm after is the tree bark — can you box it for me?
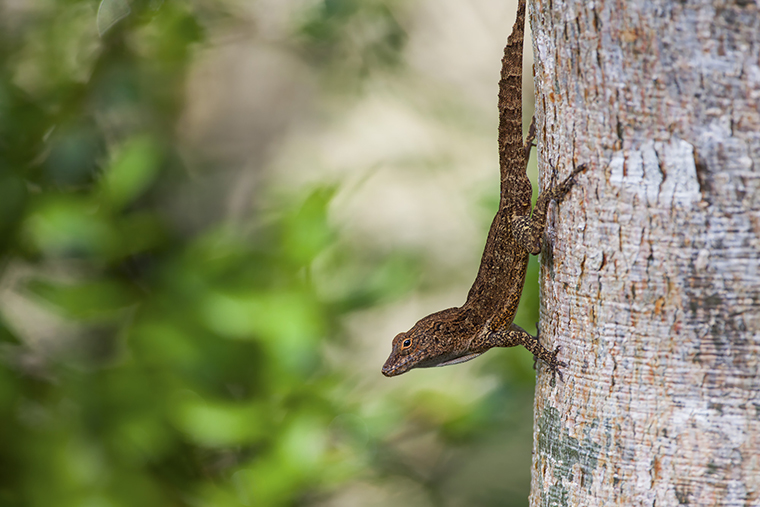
[528,0,760,505]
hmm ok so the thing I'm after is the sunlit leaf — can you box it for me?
[201,290,323,343]
[233,462,299,507]
[277,414,328,474]
[101,136,162,209]
[171,392,265,448]
[97,0,131,36]
[282,187,336,265]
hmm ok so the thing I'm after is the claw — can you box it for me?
[531,323,567,382]
[573,163,588,176]
[547,346,567,382]
[557,163,587,198]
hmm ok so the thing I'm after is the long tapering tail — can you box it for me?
[497,0,527,199]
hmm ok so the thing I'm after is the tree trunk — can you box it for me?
[528,0,760,505]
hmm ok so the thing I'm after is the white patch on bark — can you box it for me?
[609,139,700,209]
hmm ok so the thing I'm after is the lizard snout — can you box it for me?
[381,360,398,377]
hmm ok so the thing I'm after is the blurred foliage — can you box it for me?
[298,0,407,72]
[0,0,538,506]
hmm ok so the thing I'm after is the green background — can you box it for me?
[0,1,540,505]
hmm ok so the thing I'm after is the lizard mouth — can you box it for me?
[381,355,414,377]
[381,365,398,377]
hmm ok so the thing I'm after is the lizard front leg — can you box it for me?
[512,164,586,255]
[523,115,536,169]
[485,323,566,380]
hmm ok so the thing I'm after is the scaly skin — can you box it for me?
[382,0,584,379]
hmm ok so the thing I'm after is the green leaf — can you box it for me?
[101,136,162,209]
[282,187,336,265]
[97,0,131,36]
[24,196,119,258]
[171,393,266,448]
[201,290,324,373]
[26,279,137,320]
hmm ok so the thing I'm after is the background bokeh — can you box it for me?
[0,0,540,505]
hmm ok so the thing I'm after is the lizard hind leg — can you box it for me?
[488,323,567,381]
[489,324,567,382]
[512,163,586,255]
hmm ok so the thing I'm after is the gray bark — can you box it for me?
[528,0,760,506]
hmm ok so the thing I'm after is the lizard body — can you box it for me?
[381,0,583,378]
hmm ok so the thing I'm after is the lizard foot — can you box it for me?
[545,346,567,383]
[531,324,567,381]
[533,346,567,382]
[555,163,587,200]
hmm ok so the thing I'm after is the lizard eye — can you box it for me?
[402,338,412,349]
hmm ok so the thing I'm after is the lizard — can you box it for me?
[381,0,584,379]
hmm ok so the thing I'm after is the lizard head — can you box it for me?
[381,308,463,377]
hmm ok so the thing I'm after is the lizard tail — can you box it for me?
[497,0,527,193]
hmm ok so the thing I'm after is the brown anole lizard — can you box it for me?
[381,0,584,379]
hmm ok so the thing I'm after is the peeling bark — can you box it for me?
[528,0,760,506]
